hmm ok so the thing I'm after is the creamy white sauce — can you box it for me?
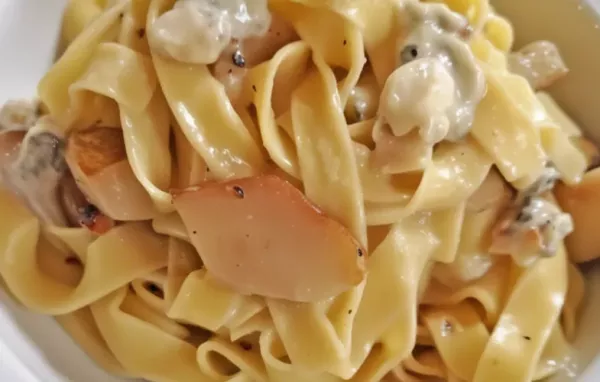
[513,197,573,257]
[150,0,232,64]
[0,116,67,226]
[378,0,485,143]
[0,99,39,131]
[433,253,493,287]
[150,0,272,65]
[509,40,568,90]
[380,58,456,143]
[524,163,561,197]
[152,0,297,104]
[500,163,571,259]
[198,0,271,39]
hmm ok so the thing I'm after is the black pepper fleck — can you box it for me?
[228,68,233,74]
[232,50,246,68]
[119,13,124,19]
[348,309,353,314]
[523,335,531,341]
[343,39,347,45]
[232,185,245,198]
[193,230,197,235]
[357,248,363,257]
[137,28,146,38]
[400,44,419,64]
[146,283,164,299]
[240,341,252,351]
[252,85,257,92]
[79,204,100,227]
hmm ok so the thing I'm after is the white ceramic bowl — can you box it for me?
[1,0,600,381]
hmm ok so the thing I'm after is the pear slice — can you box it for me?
[172,175,366,302]
[66,127,158,221]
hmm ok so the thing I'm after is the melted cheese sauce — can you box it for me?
[514,197,573,256]
[0,116,67,226]
[379,0,485,144]
[149,0,272,65]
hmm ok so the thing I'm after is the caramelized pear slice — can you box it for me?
[172,175,366,302]
[66,127,159,221]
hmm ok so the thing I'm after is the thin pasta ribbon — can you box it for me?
[0,189,168,315]
[148,0,266,181]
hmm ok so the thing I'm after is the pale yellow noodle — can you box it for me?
[473,244,568,381]
[90,287,211,381]
[147,0,266,180]
[247,41,311,178]
[421,302,490,381]
[0,189,167,315]
[39,1,127,127]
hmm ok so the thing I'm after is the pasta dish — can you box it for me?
[1,0,599,381]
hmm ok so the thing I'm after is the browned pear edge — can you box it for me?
[66,127,127,176]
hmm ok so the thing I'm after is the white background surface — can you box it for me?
[0,0,600,381]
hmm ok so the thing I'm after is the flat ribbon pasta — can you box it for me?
[421,302,490,381]
[366,138,491,225]
[263,51,368,379]
[39,0,127,127]
[424,260,510,328]
[473,244,568,381]
[90,287,212,381]
[147,0,266,180]
[0,189,168,315]
[349,210,457,382]
[247,41,311,178]
[70,41,173,211]
[270,0,366,106]
[470,66,546,188]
